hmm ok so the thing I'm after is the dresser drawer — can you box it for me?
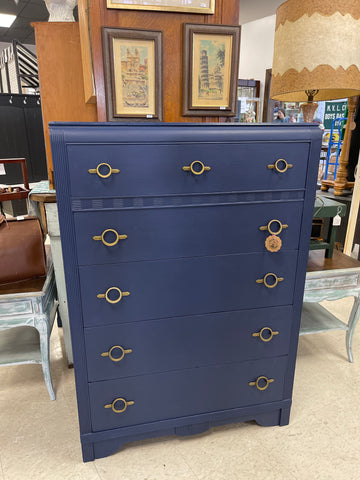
[84,305,293,382]
[88,356,288,432]
[67,142,309,198]
[74,202,302,265]
[79,252,298,327]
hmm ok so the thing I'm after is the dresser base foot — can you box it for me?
[254,406,289,427]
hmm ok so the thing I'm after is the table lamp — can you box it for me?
[270,0,360,196]
[270,0,360,123]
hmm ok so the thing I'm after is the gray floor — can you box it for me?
[0,297,359,480]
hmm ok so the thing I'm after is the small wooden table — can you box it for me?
[301,250,360,362]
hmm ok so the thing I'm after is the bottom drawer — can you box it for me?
[89,356,288,432]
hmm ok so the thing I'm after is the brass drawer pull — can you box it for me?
[252,327,279,342]
[88,162,120,178]
[249,376,274,391]
[182,160,211,175]
[104,397,135,414]
[256,273,284,289]
[97,287,130,304]
[267,159,293,173]
[101,345,133,362]
[93,228,128,246]
[259,219,288,235]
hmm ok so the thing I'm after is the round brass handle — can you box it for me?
[259,219,288,235]
[256,273,284,289]
[101,345,133,362]
[92,228,128,246]
[182,160,211,176]
[104,397,135,413]
[97,287,130,304]
[252,327,279,343]
[267,159,293,173]
[88,162,120,178]
[249,376,274,391]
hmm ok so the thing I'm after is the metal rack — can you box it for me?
[0,40,39,94]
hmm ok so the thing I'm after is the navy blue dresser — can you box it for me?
[50,123,321,461]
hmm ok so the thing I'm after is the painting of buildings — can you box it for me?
[198,39,225,99]
[119,46,149,108]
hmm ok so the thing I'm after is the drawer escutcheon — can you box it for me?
[267,159,293,173]
[104,397,135,414]
[93,229,128,247]
[259,219,288,235]
[101,345,133,362]
[182,160,211,176]
[97,287,130,304]
[256,273,284,289]
[252,327,279,342]
[249,376,274,391]
[88,162,120,178]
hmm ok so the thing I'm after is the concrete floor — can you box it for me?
[0,297,359,480]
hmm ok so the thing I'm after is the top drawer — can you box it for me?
[66,142,310,198]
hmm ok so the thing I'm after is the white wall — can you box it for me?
[239,0,284,25]
[239,14,276,121]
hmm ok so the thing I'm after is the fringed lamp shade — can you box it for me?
[270,0,360,121]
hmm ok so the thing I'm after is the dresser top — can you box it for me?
[49,122,322,145]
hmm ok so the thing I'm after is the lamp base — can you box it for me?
[300,102,318,122]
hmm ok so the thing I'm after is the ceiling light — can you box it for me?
[0,13,16,28]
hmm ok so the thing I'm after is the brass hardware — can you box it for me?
[259,219,288,235]
[182,160,211,175]
[252,327,279,343]
[265,235,282,253]
[104,397,135,413]
[97,287,130,304]
[256,273,284,288]
[93,228,128,246]
[267,159,293,173]
[249,376,274,391]
[101,345,133,362]
[88,162,120,178]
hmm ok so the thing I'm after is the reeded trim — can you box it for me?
[270,65,360,101]
[276,0,360,30]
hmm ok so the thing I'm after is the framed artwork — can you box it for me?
[107,0,215,14]
[102,27,163,121]
[182,23,240,116]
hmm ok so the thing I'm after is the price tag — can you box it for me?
[333,214,341,226]
[146,115,153,119]
[220,106,226,110]
[0,164,5,175]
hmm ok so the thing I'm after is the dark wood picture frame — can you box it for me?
[182,23,240,116]
[102,27,163,121]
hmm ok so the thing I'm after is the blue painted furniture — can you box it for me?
[0,252,58,400]
[50,122,321,461]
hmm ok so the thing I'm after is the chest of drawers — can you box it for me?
[50,122,321,462]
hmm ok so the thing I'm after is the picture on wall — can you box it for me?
[102,27,163,121]
[183,24,240,116]
[107,0,215,14]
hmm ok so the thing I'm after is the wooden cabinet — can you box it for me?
[50,122,321,462]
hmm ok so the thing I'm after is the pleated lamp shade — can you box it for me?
[270,0,360,120]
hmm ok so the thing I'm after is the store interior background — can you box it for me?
[1,1,360,479]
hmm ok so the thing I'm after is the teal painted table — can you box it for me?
[0,253,58,399]
[310,196,347,258]
[301,250,360,362]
